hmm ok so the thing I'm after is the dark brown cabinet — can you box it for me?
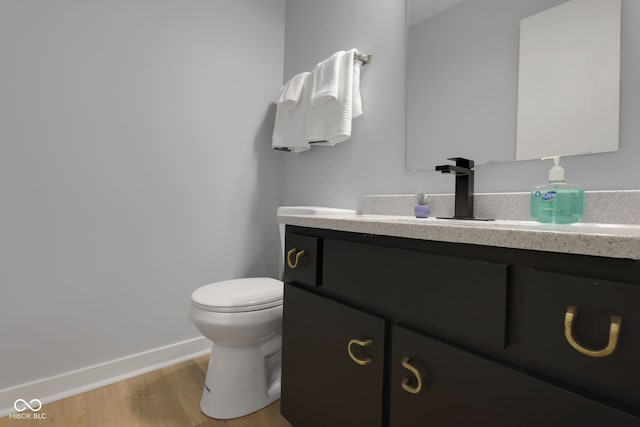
[280,227,640,426]
[281,284,385,427]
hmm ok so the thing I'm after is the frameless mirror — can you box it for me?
[406,0,621,171]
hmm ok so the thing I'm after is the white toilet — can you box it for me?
[188,206,356,419]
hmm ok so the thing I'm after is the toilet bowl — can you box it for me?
[188,277,283,420]
[189,206,357,419]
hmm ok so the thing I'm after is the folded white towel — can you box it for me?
[311,51,342,106]
[277,71,309,110]
[352,57,363,118]
[272,72,312,153]
[305,49,363,145]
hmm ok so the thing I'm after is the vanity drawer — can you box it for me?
[523,269,640,411]
[323,239,509,348]
[283,233,320,286]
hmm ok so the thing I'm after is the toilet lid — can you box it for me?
[190,277,284,313]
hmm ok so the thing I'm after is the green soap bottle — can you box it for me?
[530,157,584,224]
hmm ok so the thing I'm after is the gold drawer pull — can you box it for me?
[401,356,423,394]
[347,338,373,366]
[564,305,622,358]
[287,248,306,269]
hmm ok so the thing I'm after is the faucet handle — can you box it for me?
[447,157,474,169]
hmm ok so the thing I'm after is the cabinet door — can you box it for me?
[281,284,385,427]
[390,326,638,427]
[523,269,640,411]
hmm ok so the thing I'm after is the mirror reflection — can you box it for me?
[406,0,621,172]
[516,0,620,160]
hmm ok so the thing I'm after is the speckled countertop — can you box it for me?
[278,214,640,260]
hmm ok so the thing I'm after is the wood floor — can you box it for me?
[0,355,292,427]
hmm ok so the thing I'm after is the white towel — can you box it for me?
[352,57,363,118]
[272,72,312,153]
[311,51,341,105]
[277,71,308,110]
[305,49,363,145]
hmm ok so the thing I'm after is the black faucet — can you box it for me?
[435,157,493,221]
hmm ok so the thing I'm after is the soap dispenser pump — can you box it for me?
[530,156,584,224]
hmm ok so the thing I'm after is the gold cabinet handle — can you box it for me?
[401,356,423,394]
[287,248,306,269]
[347,338,373,366]
[564,305,622,358]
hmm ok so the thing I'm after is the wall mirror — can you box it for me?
[406,0,621,172]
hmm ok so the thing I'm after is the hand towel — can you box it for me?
[352,57,363,118]
[310,51,342,105]
[277,71,309,110]
[305,49,363,145]
[272,72,312,153]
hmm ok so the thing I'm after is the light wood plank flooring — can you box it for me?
[0,355,291,427]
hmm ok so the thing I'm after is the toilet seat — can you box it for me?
[190,277,283,313]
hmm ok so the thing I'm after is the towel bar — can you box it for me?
[355,52,371,65]
[273,50,370,152]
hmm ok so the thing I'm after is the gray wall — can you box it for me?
[0,0,285,389]
[282,0,640,211]
[281,0,411,210]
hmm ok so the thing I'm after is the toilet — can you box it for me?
[188,206,357,419]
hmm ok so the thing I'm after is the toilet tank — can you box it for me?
[276,206,357,277]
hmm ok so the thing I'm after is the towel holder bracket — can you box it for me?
[355,52,371,65]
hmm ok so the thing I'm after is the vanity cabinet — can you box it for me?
[281,227,640,426]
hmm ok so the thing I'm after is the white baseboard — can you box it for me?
[0,336,211,418]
